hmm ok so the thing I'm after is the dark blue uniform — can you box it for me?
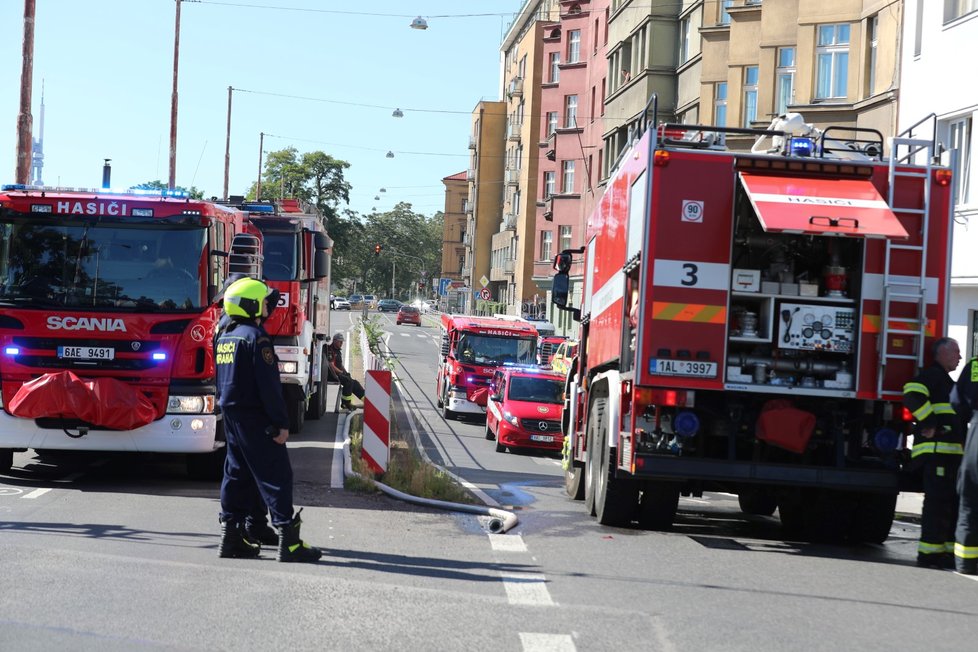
[216,319,294,526]
[955,358,978,574]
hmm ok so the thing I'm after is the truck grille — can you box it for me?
[11,336,163,371]
[520,418,561,433]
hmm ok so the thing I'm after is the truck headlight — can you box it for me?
[167,395,215,414]
[278,361,298,374]
[503,410,520,426]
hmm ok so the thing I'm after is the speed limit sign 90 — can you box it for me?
[681,200,704,223]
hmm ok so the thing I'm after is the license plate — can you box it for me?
[58,346,115,360]
[649,359,717,377]
[530,434,554,443]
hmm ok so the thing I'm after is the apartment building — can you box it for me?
[899,0,978,357]
[439,171,468,286]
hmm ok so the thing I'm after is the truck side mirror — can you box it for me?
[313,249,329,279]
[552,272,570,307]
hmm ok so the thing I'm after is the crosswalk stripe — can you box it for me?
[520,633,576,652]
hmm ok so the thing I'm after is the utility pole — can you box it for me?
[15,0,35,185]
[168,0,182,190]
[223,86,232,200]
[256,132,264,199]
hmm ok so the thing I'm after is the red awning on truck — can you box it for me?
[740,173,909,239]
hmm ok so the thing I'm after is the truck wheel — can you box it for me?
[738,488,778,516]
[803,489,855,543]
[848,491,897,544]
[565,465,585,500]
[305,354,328,420]
[637,481,680,530]
[186,446,226,481]
[583,400,603,516]
[0,448,13,473]
[776,488,806,539]
[593,401,639,527]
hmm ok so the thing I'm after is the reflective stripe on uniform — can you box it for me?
[911,403,934,421]
[932,402,956,415]
[955,542,978,559]
[903,382,930,396]
[911,441,965,458]
[918,541,947,554]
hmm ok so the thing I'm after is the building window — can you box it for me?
[679,16,691,64]
[714,82,727,127]
[565,95,578,128]
[541,231,553,261]
[562,160,576,194]
[458,254,465,273]
[775,47,795,115]
[547,111,558,137]
[743,66,758,126]
[568,30,581,63]
[816,23,850,100]
[549,52,560,83]
[866,15,878,97]
[948,117,973,205]
[915,0,925,56]
[719,0,733,25]
[559,225,572,251]
[945,0,978,23]
[543,171,555,198]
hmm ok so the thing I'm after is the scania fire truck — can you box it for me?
[228,198,332,433]
[552,104,954,543]
[0,184,256,478]
[436,314,538,420]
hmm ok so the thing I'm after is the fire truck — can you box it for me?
[552,105,954,543]
[0,184,256,478]
[436,314,539,420]
[228,198,332,433]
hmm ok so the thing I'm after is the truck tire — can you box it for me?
[637,481,680,530]
[305,353,328,420]
[738,488,778,516]
[583,400,603,516]
[565,464,585,500]
[592,400,639,527]
[776,488,805,539]
[285,385,305,434]
[848,491,897,544]
[186,446,226,481]
[484,418,495,440]
[0,448,13,473]
[803,489,855,543]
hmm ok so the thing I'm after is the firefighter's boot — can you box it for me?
[244,517,279,547]
[276,509,322,563]
[219,518,261,559]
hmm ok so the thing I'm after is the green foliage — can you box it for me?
[135,180,204,199]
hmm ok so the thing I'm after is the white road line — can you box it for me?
[331,412,351,488]
[22,488,52,499]
[400,333,411,337]
[489,533,528,552]
[500,571,554,606]
[520,633,576,652]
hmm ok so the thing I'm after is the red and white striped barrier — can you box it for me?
[361,369,391,474]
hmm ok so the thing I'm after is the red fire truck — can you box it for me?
[229,198,332,433]
[436,314,538,420]
[552,106,954,542]
[0,184,255,478]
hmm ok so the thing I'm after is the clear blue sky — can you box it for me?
[0,0,525,217]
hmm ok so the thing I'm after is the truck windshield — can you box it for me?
[261,232,298,281]
[0,220,206,310]
[507,376,564,404]
[456,334,536,365]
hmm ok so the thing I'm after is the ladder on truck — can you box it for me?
[877,137,935,397]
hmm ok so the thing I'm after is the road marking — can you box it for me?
[500,570,554,606]
[520,633,576,652]
[0,487,24,497]
[401,333,411,337]
[489,533,527,552]
[22,488,52,499]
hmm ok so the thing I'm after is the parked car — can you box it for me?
[377,299,402,312]
[485,366,565,454]
[331,296,351,311]
[363,294,378,309]
[348,294,364,309]
[549,340,578,376]
[396,305,422,326]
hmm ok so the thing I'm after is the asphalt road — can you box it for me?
[2,309,976,651]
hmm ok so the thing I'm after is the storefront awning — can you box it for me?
[740,173,908,239]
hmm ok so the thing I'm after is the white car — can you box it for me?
[411,299,432,314]
[331,296,351,310]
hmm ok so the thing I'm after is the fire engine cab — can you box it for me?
[552,103,954,543]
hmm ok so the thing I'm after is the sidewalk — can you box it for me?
[895,491,923,521]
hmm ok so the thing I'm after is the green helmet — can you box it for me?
[223,277,269,319]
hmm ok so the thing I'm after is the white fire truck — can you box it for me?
[552,103,954,542]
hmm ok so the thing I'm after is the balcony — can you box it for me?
[503,213,517,230]
[463,233,472,246]
[466,168,475,181]
[542,196,554,221]
[507,77,524,99]
[505,169,520,186]
[504,259,516,275]
[507,122,522,142]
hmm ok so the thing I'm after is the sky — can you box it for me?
[0,0,526,217]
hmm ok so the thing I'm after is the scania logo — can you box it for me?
[538,421,549,431]
[131,342,141,351]
[46,316,127,332]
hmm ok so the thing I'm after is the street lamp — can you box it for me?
[410,16,428,30]
[392,108,404,118]
[386,151,395,159]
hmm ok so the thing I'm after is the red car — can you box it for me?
[485,366,565,453]
[396,305,422,326]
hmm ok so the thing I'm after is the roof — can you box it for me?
[443,171,468,181]
[442,313,539,336]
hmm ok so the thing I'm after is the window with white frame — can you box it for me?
[679,16,691,64]
[866,15,878,97]
[562,160,576,194]
[541,231,553,261]
[543,171,555,198]
[568,30,581,63]
[714,82,727,127]
[945,0,978,23]
[743,66,758,126]
[949,117,973,205]
[547,111,558,137]
[719,0,733,25]
[565,95,578,128]
[559,225,572,251]
[775,47,795,115]
[549,52,560,83]
[816,23,850,100]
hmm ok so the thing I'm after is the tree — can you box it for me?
[134,180,204,199]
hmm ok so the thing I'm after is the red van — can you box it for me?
[485,366,565,454]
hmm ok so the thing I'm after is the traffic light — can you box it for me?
[418,282,424,291]
[374,244,382,256]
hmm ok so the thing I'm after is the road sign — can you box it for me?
[438,278,451,296]
[479,275,490,288]
[479,288,491,300]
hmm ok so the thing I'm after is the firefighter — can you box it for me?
[327,332,364,411]
[954,355,978,575]
[216,277,321,563]
[902,337,964,569]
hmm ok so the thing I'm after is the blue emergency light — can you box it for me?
[152,352,167,361]
[789,137,814,157]
[4,346,19,356]
[241,204,275,213]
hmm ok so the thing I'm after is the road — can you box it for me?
[2,309,976,651]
